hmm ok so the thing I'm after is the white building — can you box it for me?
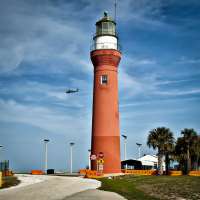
[138,155,165,170]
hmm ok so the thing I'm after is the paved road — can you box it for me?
[0,175,126,200]
[65,189,126,200]
[0,175,99,200]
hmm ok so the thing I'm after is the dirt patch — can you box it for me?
[137,180,200,200]
[1,176,20,189]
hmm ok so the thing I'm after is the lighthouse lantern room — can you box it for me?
[93,12,118,51]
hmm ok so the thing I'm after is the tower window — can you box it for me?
[101,75,108,85]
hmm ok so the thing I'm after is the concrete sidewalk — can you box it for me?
[0,175,101,200]
[65,189,126,200]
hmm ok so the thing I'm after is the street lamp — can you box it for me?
[0,145,3,162]
[70,142,75,174]
[88,149,91,170]
[44,139,50,174]
[121,134,127,160]
[136,143,142,158]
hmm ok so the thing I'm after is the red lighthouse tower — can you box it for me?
[90,12,121,173]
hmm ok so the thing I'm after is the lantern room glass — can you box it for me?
[96,21,116,36]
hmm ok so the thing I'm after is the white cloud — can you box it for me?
[0,0,176,75]
[175,56,200,64]
[155,79,196,85]
[119,68,156,98]
[117,0,169,28]
[0,99,89,135]
[120,96,200,108]
[0,1,91,75]
[0,79,91,108]
[119,69,142,91]
[156,88,200,96]
[124,56,156,67]
[0,45,24,73]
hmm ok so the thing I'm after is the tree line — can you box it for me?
[147,127,200,175]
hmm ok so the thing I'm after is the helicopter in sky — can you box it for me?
[65,88,79,94]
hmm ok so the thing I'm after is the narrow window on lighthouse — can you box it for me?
[101,75,108,85]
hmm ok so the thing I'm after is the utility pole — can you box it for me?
[88,149,91,170]
[122,135,127,160]
[136,143,142,158]
[70,142,75,174]
[44,139,49,174]
[0,145,3,162]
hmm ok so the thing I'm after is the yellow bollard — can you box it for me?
[0,171,2,188]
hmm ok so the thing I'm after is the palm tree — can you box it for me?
[147,127,174,175]
[164,142,174,175]
[174,137,188,174]
[193,135,200,170]
[181,128,197,174]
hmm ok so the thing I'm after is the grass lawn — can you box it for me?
[99,175,200,200]
[1,176,20,189]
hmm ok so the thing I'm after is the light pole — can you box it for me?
[44,139,49,174]
[121,135,127,160]
[70,142,75,174]
[136,143,142,158]
[0,145,3,162]
[88,149,91,170]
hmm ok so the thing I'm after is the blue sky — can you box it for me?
[0,0,200,172]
